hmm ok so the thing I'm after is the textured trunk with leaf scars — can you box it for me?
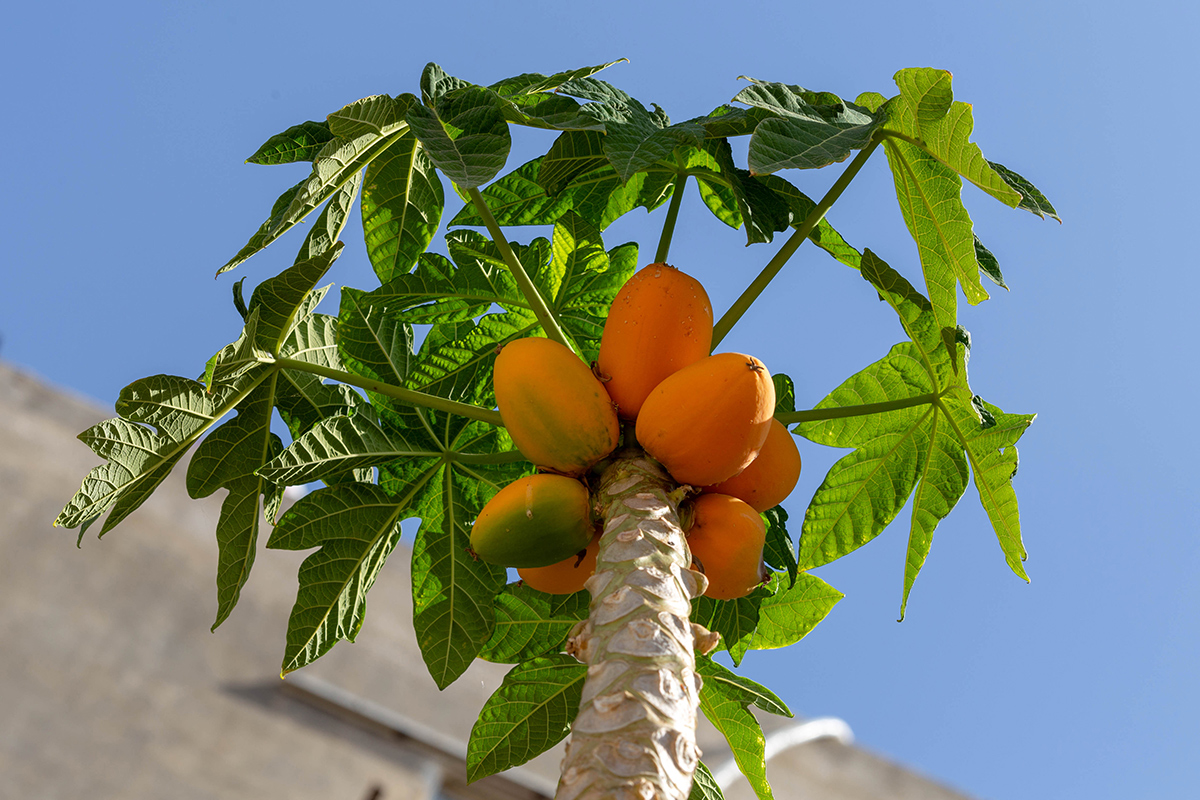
[556,449,717,800]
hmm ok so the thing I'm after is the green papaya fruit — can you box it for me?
[470,474,594,567]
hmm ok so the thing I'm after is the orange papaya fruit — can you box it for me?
[597,263,713,420]
[635,352,775,486]
[704,418,801,512]
[494,337,619,476]
[518,532,600,594]
[470,474,595,568]
[686,493,769,600]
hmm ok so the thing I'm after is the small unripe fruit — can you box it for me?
[705,418,801,512]
[686,493,768,600]
[470,475,594,568]
[518,533,600,594]
[597,263,713,420]
[636,353,775,486]
[493,337,619,476]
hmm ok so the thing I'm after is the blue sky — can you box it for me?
[5,1,1199,798]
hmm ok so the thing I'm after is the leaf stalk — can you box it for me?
[654,170,688,263]
[776,390,939,425]
[467,187,575,352]
[273,357,504,427]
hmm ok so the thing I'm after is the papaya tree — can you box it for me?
[55,61,1056,800]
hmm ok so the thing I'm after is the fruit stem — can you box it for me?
[654,169,688,264]
[776,390,939,425]
[467,186,576,353]
[273,356,505,427]
[711,139,881,348]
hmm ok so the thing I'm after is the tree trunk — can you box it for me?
[556,449,716,800]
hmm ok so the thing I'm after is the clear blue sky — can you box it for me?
[5,1,1198,798]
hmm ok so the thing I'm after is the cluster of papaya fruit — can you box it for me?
[469,264,802,599]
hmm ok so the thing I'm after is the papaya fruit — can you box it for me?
[704,418,801,512]
[635,352,775,486]
[597,263,713,420]
[470,474,595,568]
[494,337,619,476]
[518,532,600,594]
[686,493,769,600]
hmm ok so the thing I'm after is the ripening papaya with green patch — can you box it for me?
[470,474,595,568]
[493,337,619,476]
[597,263,713,420]
[518,531,600,594]
[685,493,769,600]
[636,352,775,486]
[704,418,801,512]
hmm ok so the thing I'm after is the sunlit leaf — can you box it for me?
[361,131,444,283]
[479,583,589,663]
[697,656,791,800]
[466,654,587,782]
[407,86,511,189]
[749,572,842,650]
[246,120,334,165]
[267,482,410,674]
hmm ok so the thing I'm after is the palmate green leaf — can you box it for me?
[337,287,416,387]
[466,654,587,782]
[757,174,863,270]
[793,252,1033,604]
[901,406,969,618]
[538,130,609,196]
[690,761,726,800]
[217,179,305,276]
[190,249,350,627]
[601,110,704,183]
[478,583,589,663]
[988,161,1061,221]
[881,135,979,330]
[948,391,1035,580]
[246,120,335,165]
[688,104,775,139]
[247,243,343,352]
[690,139,791,245]
[186,378,284,629]
[734,79,881,174]
[749,572,842,650]
[762,507,798,588]
[697,657,792,800]
[257,406,441,487]
[419,62,475,107]
[500,93,606,132]
[886,69,1020,208]
[974,234,1006,289]
[273,127,404,237]
[402,417,526,689]
[408,312,535,407]
[328,94,413,140]
[542,213,638,361]
[273,310,360,433]
[448,158,575,227]
[361,130,444,283]
[448,153,674,232]
[490,60,627,99]
[266,482,410,674]
[56,345,278,539]
[692,590,766,666]
[407,86,511,190]
[220,105,407,276]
